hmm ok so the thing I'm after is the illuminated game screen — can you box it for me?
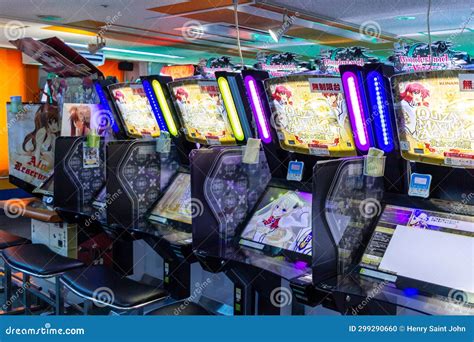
[109,83,160,138]
[360,205,474,294]
[392,70,474,167]
[169,79,236,145]
[149,173,191,225]
[33,175,54,196]
[7,103,59,189]
[240,187,312,256]
[264,75,356,157]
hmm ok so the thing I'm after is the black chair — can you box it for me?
[147,301,212,315]
[60,265,169,315]
[0,230,31,250]
[0,230,31,314]
[1,243,84,314]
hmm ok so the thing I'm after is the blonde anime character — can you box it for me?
[251,192,310,248]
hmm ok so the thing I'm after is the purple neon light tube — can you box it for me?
[244,75,272,144]
[341,71,371,152]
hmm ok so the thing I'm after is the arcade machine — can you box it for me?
[310,67,474,315]
[4,36,119,313]
[98,80,165,280]
[127,73,256,300]
[191,70,366,314]
[52,76,125,274]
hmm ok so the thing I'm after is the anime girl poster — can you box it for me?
[240,189,312,255]
[7,103,60,187]
[61,103,110,137]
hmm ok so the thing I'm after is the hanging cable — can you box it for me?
[427,0,432,66]
[233,0,245,67]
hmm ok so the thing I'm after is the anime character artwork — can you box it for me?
[393,71,474,166]
[266,76,356,157]
[408,210,430,229]
[170,81,235,145]
[399,82,430,136]
[63,104,91,136]
[241,190,312,254]
[8,104,60,187]
[61,104,111,137]
[110,85,160,138]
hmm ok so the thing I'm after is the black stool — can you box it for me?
[2,243,84,314]
[0,230,31,250]
[147,301,212,315]
[60,265,169,315]
[0,230,31,314]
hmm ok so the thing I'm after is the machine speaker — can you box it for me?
[118,61,134,71]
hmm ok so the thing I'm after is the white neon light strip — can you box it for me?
[347,76,367,147]
[248,78,271,141]
[374,77,389,145]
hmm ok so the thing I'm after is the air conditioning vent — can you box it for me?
[75,49,105,66]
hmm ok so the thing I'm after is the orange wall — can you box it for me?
[0,48,40,178]
[0,56,122,178]
[97,59,124,82]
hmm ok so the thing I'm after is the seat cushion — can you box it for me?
[2,244,84,276]
[0,230,30,249]
[61,265,169,309]
[148,302,211,315]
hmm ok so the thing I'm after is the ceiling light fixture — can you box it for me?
[66,42,184,59]
[268,12,297,43]
[88,34,106,54]
[396,16,416,21]
[37,15,63,21]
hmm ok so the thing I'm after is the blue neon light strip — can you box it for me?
[366,71,394,153]
[94,82,120,133]
[142,79,167,132]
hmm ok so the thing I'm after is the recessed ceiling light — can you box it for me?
[37,15,63,21]
[396,16,416,21]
